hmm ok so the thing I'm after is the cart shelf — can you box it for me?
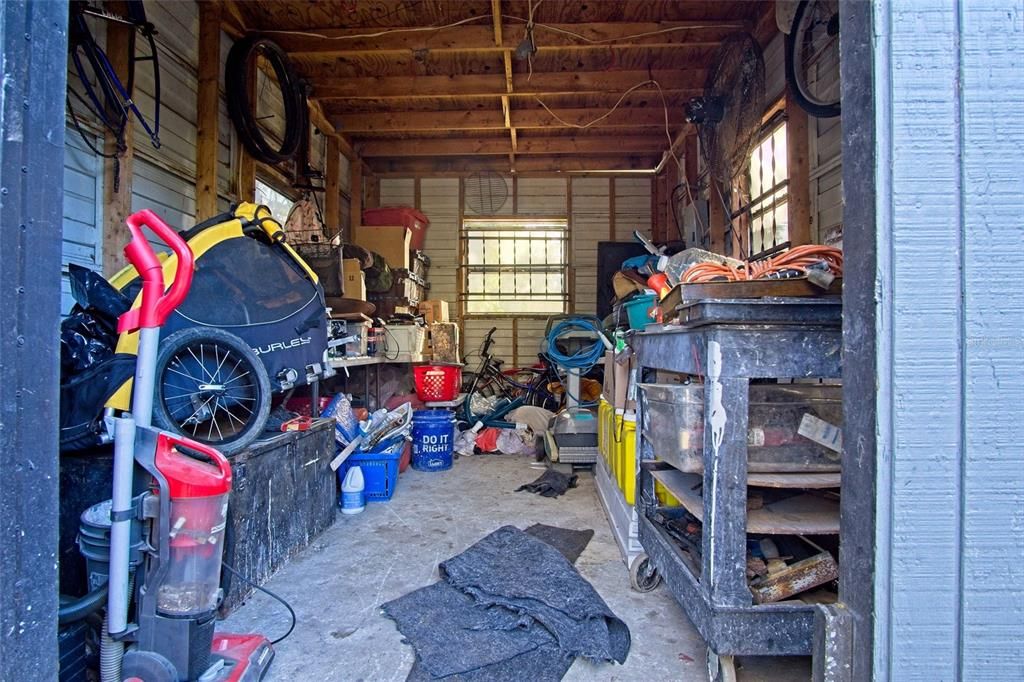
[651,469,840,535]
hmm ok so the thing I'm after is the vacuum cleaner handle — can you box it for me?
[118,209,195,333]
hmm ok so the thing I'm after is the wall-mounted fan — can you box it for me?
[685,33,766,185]
[464,171,509,215]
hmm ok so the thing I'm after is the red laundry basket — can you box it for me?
[413,365,462,402]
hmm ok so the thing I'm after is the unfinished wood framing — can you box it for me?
[786,92,812,246]
[195,2,221,221]
[101,5,134,276]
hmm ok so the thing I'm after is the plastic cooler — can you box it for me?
[413,364,462,402]
[362,207,430,251]
[336,440,404,502]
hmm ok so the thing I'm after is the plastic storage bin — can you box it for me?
[623,293,657,330]
[362,207,430,250]
[638,383,843,473]
[383,324,427,357]
[336,441,404,502]
[612,411,637,504]
[413,365,462,402]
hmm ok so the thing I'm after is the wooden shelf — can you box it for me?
[747,472,841,489]
[652,469,840,535]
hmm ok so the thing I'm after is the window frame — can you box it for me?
[732,111,791,259]
[460,216,570,318]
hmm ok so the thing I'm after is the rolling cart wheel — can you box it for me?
[629,553,661,592]
[706,648,738,682]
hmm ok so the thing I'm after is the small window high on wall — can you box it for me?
[255,178,296,222]
[746,120,789,257]
[462,218,568,315]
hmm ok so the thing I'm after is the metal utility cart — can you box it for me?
[630,297,842,681]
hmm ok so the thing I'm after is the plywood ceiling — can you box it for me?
[224,0,775,174]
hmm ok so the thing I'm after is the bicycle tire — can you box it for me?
[226,36,307,165]
[152,327,272,455]
[785,0,842,119]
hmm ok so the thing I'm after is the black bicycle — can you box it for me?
[67,0,161,159]
[460,328,563,429]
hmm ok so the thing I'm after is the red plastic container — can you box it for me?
[413,364,462,402]
[362,207,430,250]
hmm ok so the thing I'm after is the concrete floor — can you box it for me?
[221,454,810,681]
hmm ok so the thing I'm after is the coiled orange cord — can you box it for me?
[681,245,843,283]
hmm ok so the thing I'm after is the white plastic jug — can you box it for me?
[341,465,365,515]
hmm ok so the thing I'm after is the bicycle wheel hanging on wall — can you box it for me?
[785,0,841,118]
[226,36,307,165]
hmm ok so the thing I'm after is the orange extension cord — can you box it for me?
[681,245,844,283]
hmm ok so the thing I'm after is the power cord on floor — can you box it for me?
[222,562,297,645]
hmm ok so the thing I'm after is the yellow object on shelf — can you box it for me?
[656,482,681,507]
[597,399,612,466]
[614,411,637,505]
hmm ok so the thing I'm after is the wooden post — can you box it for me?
[609,177,617,240]
[236,43,256,203]
[102,3,134,275]
[708,178,727,255]
[365,173,380,209]
[786,91,812,245]
[324,136,341,235]
[195,2,222,220]
[349,161,362,238]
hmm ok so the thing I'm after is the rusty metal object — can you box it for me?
[750,551,839,604]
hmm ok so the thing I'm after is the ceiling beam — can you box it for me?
[268,22,744,57]
[357,135,670,158]
[311,70,707,100]
[368,155,661,175]
[331,107,686,133]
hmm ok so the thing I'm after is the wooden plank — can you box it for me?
[330,107,687,133]
[195,2,221,221]
[369,155,661,175]
[358,135,669,158]
[102,2,133,275]
[608,178,616,240]
[786,91,812,245]
[273,22,742,56]
[312,70,707,100]
[324,136,341,235]
[652,469,841,535]
[750,552,840,604]
[747,472,842,489]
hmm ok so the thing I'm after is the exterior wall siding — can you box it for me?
[871,1,1024,678]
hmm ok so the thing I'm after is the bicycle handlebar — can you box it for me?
[117,209,194,333]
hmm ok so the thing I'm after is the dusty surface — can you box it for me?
[221,454,810,681]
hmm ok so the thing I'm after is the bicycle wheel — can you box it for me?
[226,36,306,164]
[785,0,841,118]
[152,327,271,454]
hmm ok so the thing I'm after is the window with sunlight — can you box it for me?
[255,178,296,223]
[462,218,568,315]
[747,121,789,256]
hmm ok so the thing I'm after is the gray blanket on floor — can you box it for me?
[383,526,629,680]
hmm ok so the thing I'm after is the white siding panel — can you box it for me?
[380,178,415,206]
[420,178,460,308]
[516,177,567,215]
[61,130,103,314]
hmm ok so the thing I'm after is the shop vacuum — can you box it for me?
[64,210,274,681]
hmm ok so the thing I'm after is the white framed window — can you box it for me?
[461,218,568,315]
[746,120,789,257]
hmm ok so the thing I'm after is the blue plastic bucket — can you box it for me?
[412,409,456,471]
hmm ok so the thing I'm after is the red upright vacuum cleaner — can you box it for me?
[101,209,274,681]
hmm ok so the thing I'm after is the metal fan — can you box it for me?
[464,171,509,215]
[685,33,766,185]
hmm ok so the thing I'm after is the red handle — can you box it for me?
[117,209,195,333]
[155,432,233,497]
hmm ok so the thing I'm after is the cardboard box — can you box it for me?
[418,299,450,324]
[354,225,411,270]
[603,350,636,411]
[342,258,366,300]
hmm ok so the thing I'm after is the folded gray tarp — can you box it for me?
[383,525,629,681]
